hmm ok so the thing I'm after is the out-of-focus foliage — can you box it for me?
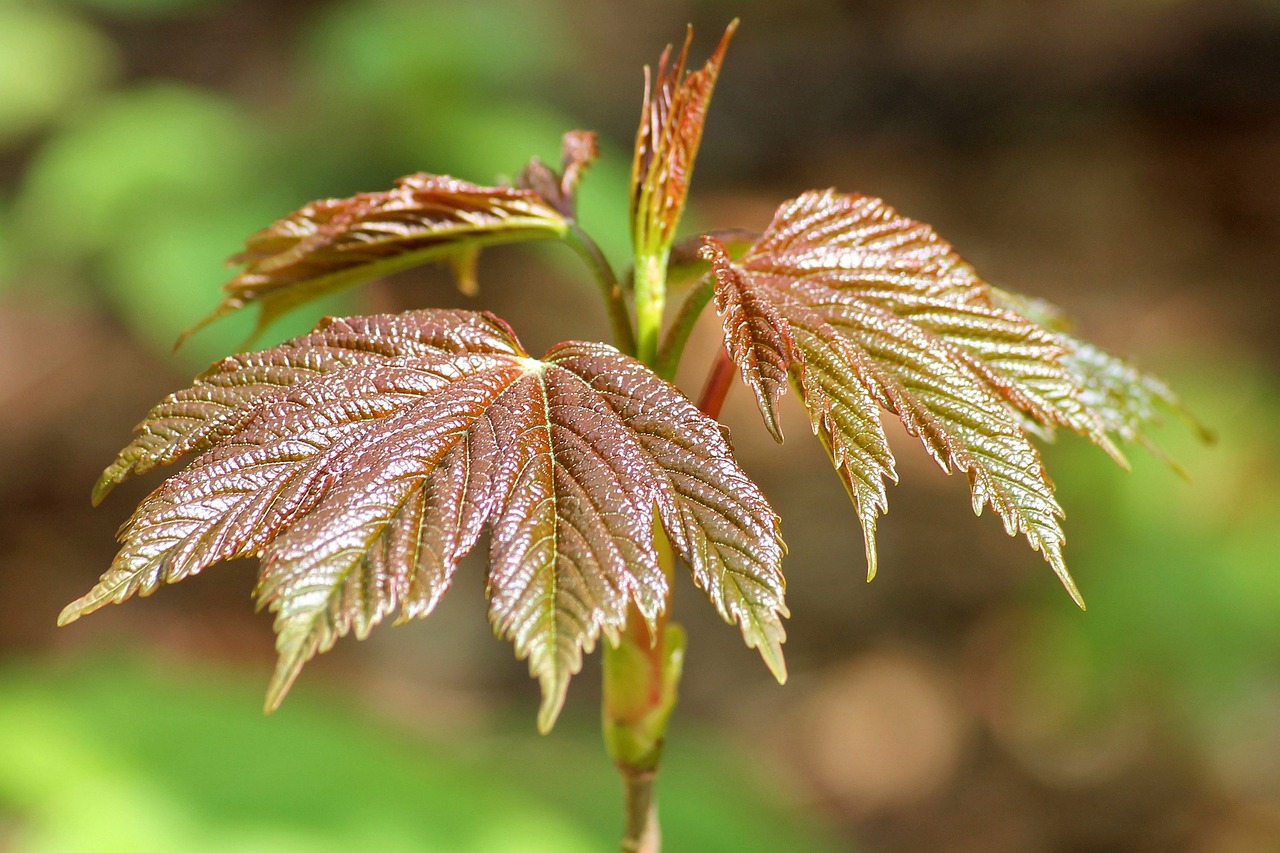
[298,0,632,261]
[0,655,841,852]
[2,0,1274,849]
[0,202,12,293]
[303,1,568,102]
[4,0,632,365]
[1002,357,1279,781]
[0,5,118,149]
[65,0,229,17]
[18,85,259,260]
[12,83,293,361]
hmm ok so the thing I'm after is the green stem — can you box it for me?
[655,275,714,381]
[604,620,685,852]
[620,767,659,853]
[603,525,684,853]
[567,223,636,356]
[633,249,670,366]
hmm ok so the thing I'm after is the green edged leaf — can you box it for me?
[475,358,669,731]
[549,342,789,682]
[181,175,570,344]
[67,309,786,728]
[703,190,1134,605]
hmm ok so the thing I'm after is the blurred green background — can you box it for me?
[2,0,1278,850]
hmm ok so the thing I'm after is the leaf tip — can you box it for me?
[762,407,786,444]
[172,328,194,353]
[712,19,739,65]
[761,640,788,685]
[56,601,84,627]
[264,662,300,715]
[174,301,234,351]
[535,683,569,734]
[1053,560,1087,611]
[90,477,115,507]
[1137,436,1194,482]
[58,587,110,626]
[746,614,788,685]
[265,636,312,714]
[1097,435,1131,472]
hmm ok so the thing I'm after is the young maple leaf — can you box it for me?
[517,129,600,219]
[702,189,1192,606]
[630,21,735,259]
[66,309,786,731]
[181,175,570,344]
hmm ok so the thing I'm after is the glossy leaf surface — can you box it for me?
[703,189,1186,604]
[67,309,785,730]
[630,22,734,257]
[183,176,570,342]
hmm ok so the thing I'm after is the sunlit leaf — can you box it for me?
[630,21,735,257]
[1066,341,1210,463]
[701,189,1193,604]
[553,343,788,681]
[183,176,571,344]
[66,309,786,729]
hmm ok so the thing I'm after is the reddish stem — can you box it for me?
[697,346,736,419]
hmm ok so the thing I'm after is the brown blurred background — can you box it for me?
[2,1,1278,850]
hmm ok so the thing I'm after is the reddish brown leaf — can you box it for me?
[182,176,570,343]
[630,21,735,257]
[66,309,786,729]
[706,240,798,441]
[517,129,599,219]
[549,341,788,681]
[702,189,1171,603]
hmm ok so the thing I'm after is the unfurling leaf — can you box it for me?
[630,21,735,258]
[517,129,599,219]
[703,189,1191,605]
[67,309,785,730]
[180,176,570,345]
